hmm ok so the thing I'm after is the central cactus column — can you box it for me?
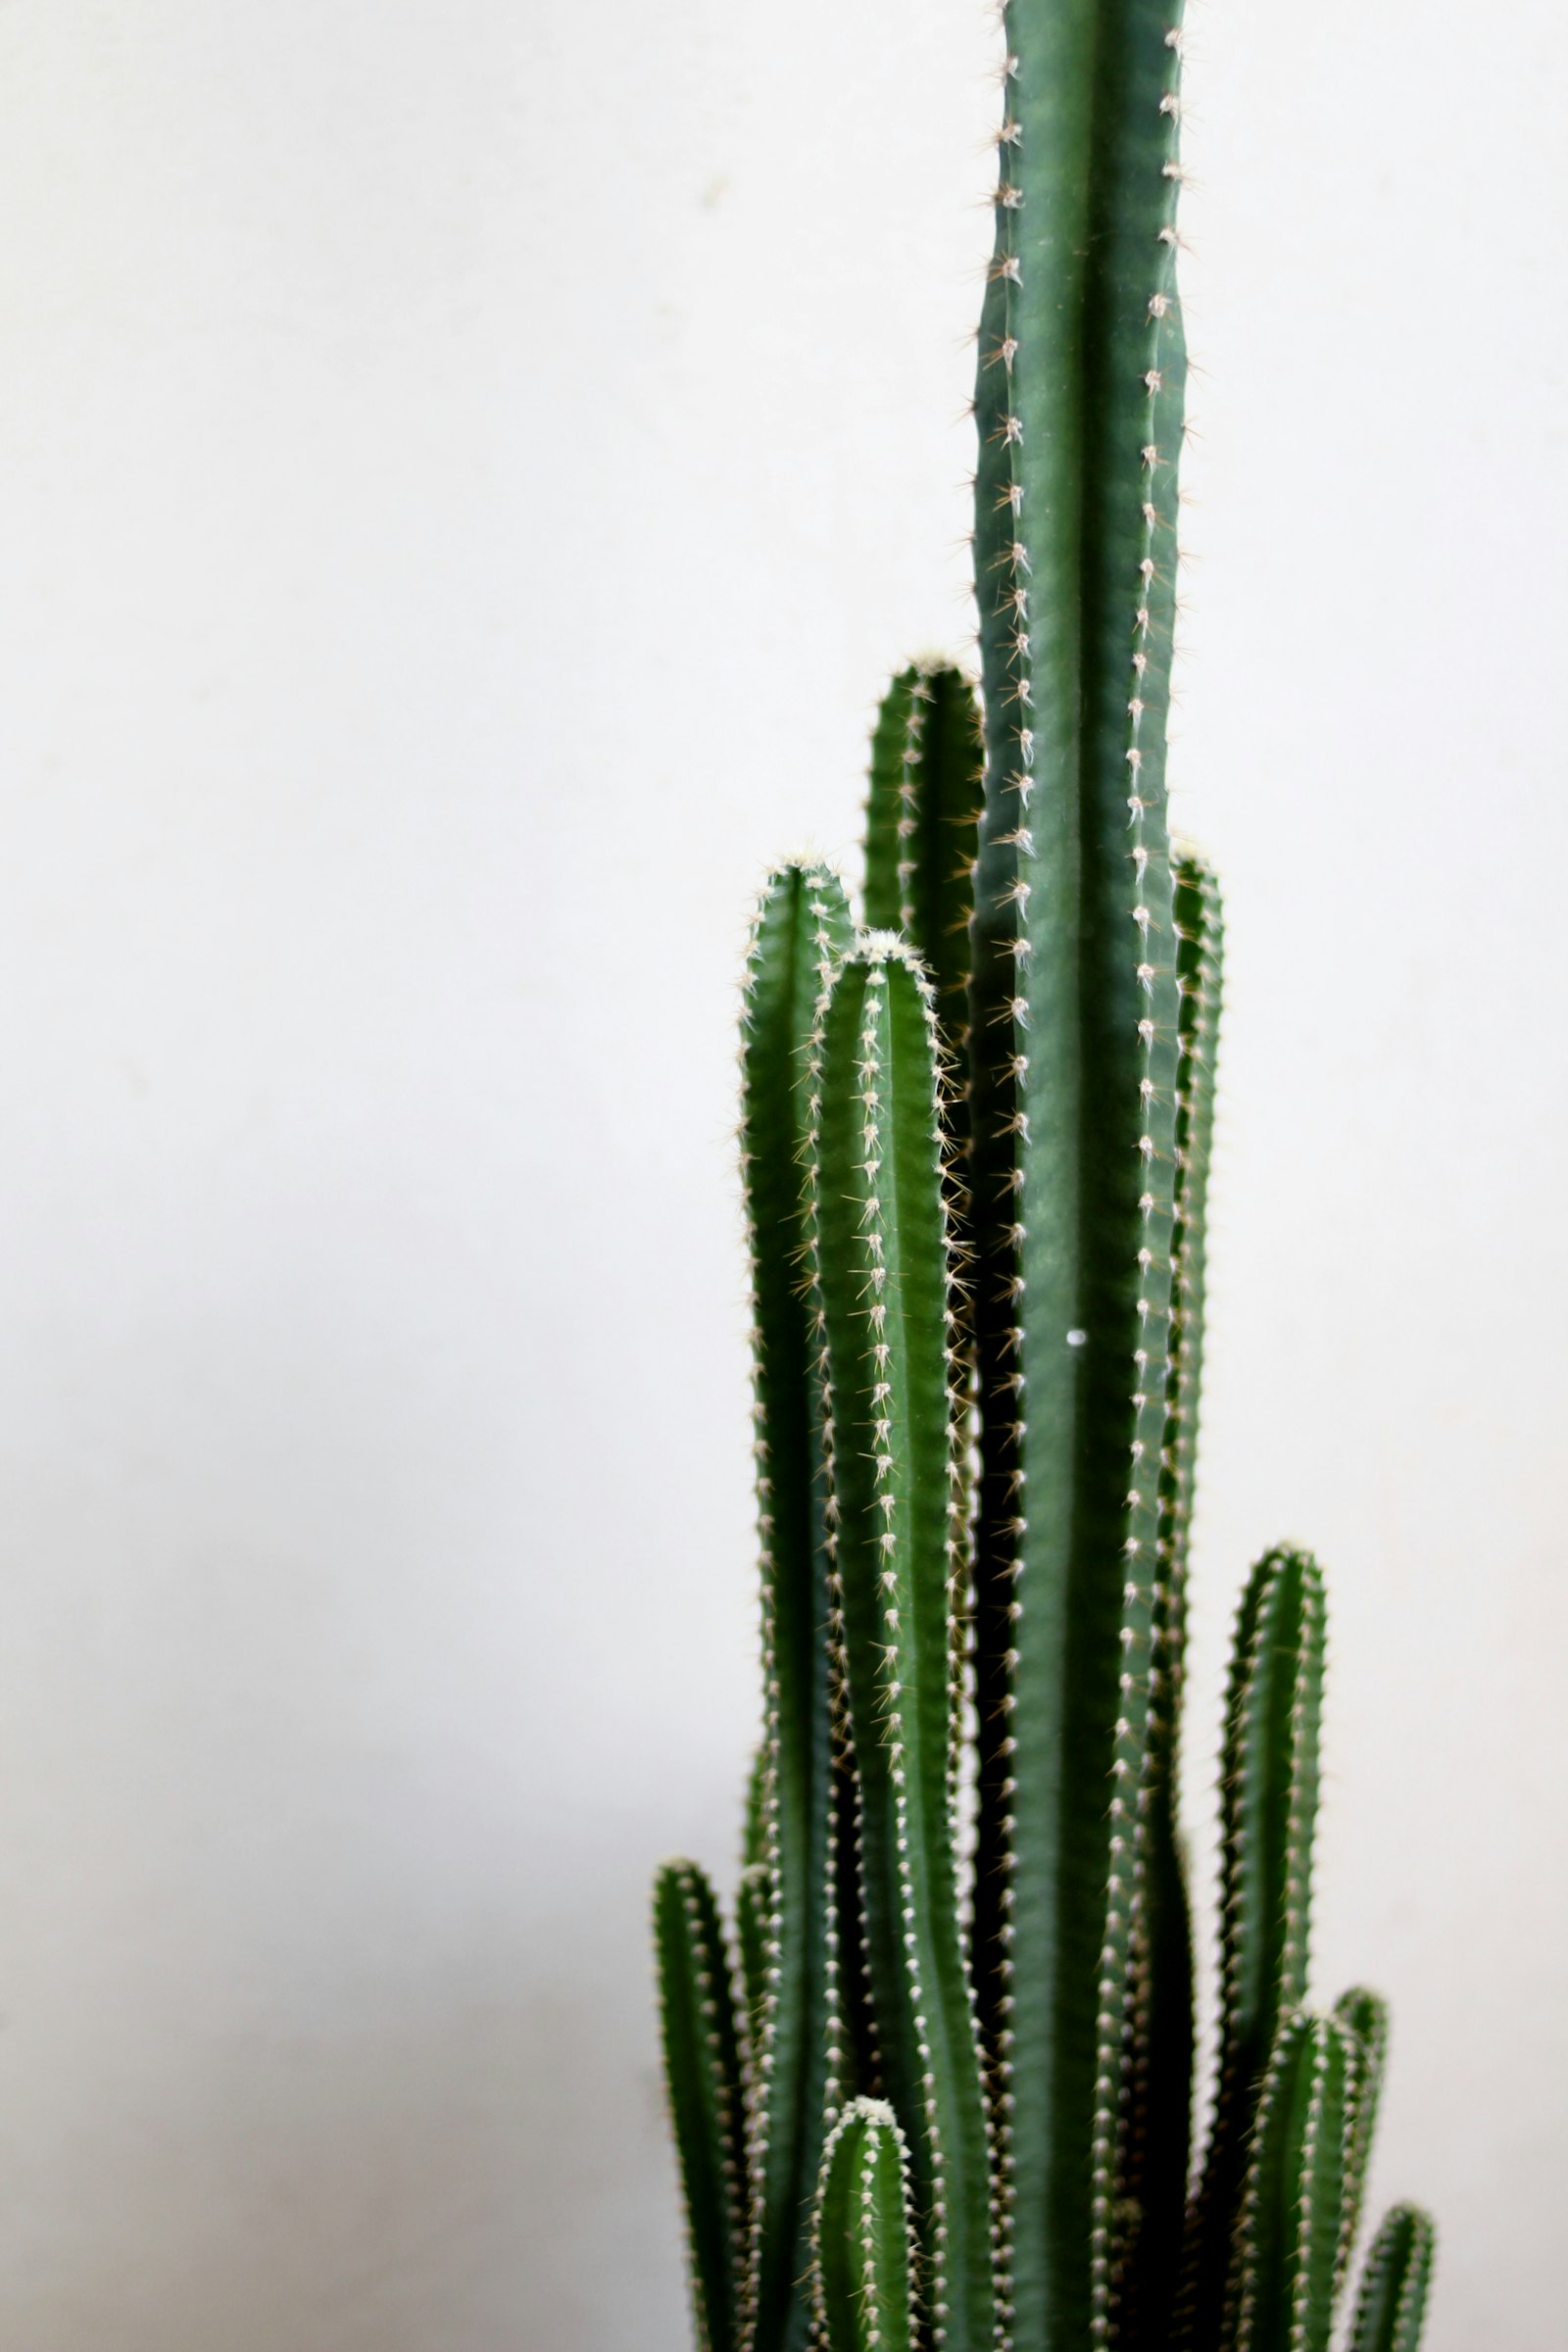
[967,3,1190,2345]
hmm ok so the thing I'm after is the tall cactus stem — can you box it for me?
[968,2,1192,2340]
[655,1860,749,2352]
[742,863,857,2352]
[1348,2206,1436,2352]
[1181,1547,1327,2350]
[812,2097,920,2352]
[812,942,997,2352]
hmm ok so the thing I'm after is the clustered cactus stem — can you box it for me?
[653,5,1434,2350]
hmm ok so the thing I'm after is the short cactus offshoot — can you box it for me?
[653,4,1434,2349]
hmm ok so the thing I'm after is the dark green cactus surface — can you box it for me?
[653,6,1435,2351]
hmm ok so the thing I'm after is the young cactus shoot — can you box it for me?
[653,5,1434,2350]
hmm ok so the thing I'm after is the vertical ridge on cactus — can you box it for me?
[652,10,1435,2352]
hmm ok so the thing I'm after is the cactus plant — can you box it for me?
[652,6,1435,2350]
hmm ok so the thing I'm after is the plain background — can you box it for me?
[0,1,1562,2345]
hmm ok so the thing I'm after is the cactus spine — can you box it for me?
[654,8,1436,2351]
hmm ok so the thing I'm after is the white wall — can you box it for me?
[0,2,1560,2345]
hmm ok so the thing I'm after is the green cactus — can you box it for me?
[741,864,856,2352]
[1228,2012,1358,2352]
[814,2099,921,2352]
[653,7,1435,2351]
[812,943,997,2352]
[1348,2206,1437,2352]
[1180,1547,1327,2349]
[655,1859,748,2352]
[1333,1988,1391,2293]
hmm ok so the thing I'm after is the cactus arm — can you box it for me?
[654,1860,749,2352]
[1333,1986,1390,2290]
[1348,2206,1436,2352]
[967,2,1192,2338]
[1181,1547,1327,2348]
[813,944,997,2352]
[1231,2012,1356,2352]
[812,2097,919,2352]
[743,863,858,2352]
